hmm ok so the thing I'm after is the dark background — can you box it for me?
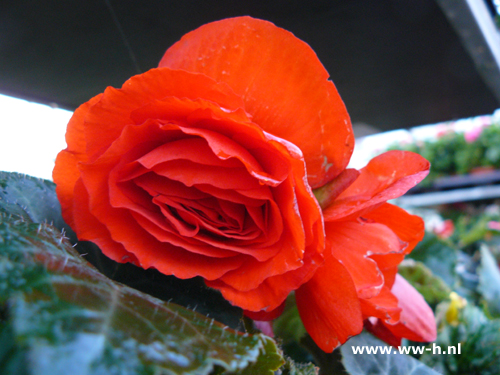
[1,0,499,134]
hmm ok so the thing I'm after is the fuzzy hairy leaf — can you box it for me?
[0,216,284,375]
[279,357,319,375]
[0,172,70,235]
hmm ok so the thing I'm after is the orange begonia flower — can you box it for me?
[303,152,436,351]
[54,16,435,353]
[54,67,324,314]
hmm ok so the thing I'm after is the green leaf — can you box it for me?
[234,336,286,375]
[408,233,457,287]
[272,295,314,365]
[0,172,70,233]
[478,245,500,316]
[0,321,29,375]
[278,357,319,375]
[398,259,451,306]
[83,255,246,331]
[340,332,440,375]
[273,294,307,344]
[421,304,500,375]
[0,213,284,374]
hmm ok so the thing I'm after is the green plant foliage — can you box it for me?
[424,132,466,175]
[399,259,451,306]
[384,121,500,184]
[0,215,284,375]
[272,295,314,366]
[477,245,500,317]
[278,358,319,375]
[273,295,307,345]
[421,305,500,375]
[408,233,458,287]
[74,243,246,331]
[0,171,72,237]
[476,125,500,168]
[340,332,440,375]
[0,171,286,375]
[440,206,500,249]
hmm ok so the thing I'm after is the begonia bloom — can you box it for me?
[54,16,436,353]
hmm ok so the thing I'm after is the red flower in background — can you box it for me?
[434,219,455,239]
[54,16,436,353]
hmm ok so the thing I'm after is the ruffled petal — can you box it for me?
[360,286,401,324]
[79,120,246,280]
[363,203,425,255]
[206,248,321,312]
[53,94,102,226]
[159,16,354,188]
[295,255,363,352]
[323,151,430,221]
[83,68,246,160]
[72,178,139,265]
[325,220,404,299]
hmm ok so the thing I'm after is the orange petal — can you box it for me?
[72,178,139,265]
[382,274,437,342]
[151,160,263,190]
[364,318,402,347]
[196,176,316,293]
[295,255,363,352]
[159,16,354,188]
[360,286,401,324]
[362,204,425,290]
[212,135,325,292]
[206,248,322,312]
[53,94,102,227]
[324,151,430,221]
[79,120,246,280]
[244,301,286,321]
[83,68,246,160]
[363,203,425,255]
[325,220,404,299]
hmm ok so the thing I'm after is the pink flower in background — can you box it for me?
[464,127,483,143]
[487,221,500,231]
[436,125,452,138]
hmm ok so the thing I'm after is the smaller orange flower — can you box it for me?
[295,151,436,351]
